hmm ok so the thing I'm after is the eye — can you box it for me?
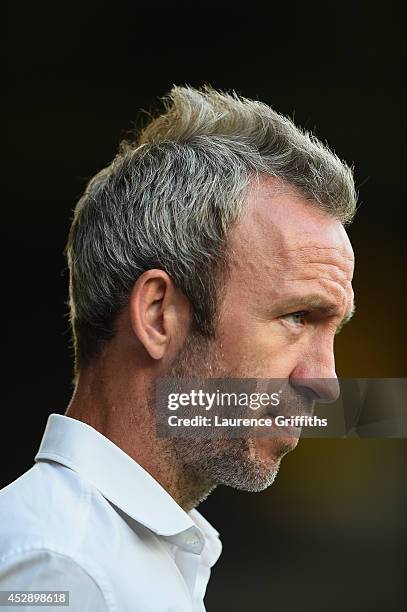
[282,311,307,327]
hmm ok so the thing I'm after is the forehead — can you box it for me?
[230,177,355,275]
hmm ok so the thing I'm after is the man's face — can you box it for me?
[169,178,355,492]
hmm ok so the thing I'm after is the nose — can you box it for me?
[290,344,340,404]
[291,376,340,403]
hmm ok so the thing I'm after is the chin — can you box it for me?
[218,438,296,493]
[250,434,299,465]
[229,454,282,492]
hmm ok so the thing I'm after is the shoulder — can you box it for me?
[0,462,93,555]
[1,547,113,611]
[0,462,116,610]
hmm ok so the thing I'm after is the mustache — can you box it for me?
[267,398,314,418]
[226,389,314,420]
[264,389,315,419]
[241,379,316,418]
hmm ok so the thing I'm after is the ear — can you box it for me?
[129,269,191,360]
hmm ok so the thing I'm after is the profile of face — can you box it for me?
[159,178,355,493]
[128,177,355,494]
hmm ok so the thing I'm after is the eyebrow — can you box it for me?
[335,301,356,333]
[276,295,356,331]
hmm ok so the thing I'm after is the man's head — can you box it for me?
[66,86,356,498]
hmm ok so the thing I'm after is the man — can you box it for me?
[0,86,356,611]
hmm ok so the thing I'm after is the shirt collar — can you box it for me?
[35,413,221,561]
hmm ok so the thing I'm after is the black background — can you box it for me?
[5,1,406,610]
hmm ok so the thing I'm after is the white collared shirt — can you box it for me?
[0,414,222,611]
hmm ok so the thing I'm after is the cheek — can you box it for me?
[217,309,253,368]
[218,311,302,377]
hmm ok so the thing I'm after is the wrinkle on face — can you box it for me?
[229,179,354,307]
[217,176,355,376]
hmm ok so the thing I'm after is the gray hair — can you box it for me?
[66,85,357,379]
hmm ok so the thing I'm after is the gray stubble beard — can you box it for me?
[162,330,293,494]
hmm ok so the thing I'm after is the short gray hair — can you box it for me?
[66,85,357,379]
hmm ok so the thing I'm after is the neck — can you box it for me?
[65,357,214,512]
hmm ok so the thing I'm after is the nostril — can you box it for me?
[291,377,340,404]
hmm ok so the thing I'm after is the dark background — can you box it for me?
[5,1,406,611]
